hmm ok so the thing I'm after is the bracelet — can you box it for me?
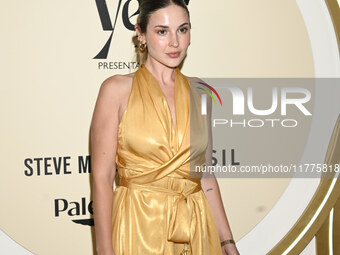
[221,239,235,247]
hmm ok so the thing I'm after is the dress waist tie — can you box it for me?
[119,177,202,245]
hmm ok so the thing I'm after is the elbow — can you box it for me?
[92,167,116,190]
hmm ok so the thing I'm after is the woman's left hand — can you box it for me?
[222,243,240,255]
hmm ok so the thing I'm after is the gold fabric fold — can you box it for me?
[119,177,202,243]
[112,64,222,254]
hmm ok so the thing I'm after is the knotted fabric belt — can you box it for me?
[119,177,202,243]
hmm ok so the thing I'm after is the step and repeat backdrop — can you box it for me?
[0,0,339,254]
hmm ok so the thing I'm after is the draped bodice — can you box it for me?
[115,64,208,185]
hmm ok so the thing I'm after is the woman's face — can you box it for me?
[141,4,191,68]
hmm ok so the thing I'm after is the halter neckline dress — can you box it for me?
[112,64,222,255]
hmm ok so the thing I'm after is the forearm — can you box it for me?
[93,179,114,254]
[201,176,234,241]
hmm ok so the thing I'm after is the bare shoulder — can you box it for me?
[94,72,136,125]
[99,72,135,99]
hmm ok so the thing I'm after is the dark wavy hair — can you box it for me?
[134,0,190,64]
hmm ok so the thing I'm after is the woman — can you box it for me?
[91,0,240,254]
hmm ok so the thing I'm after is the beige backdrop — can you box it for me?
[0,0,314,254]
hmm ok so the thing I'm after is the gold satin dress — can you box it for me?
[112,64,222,255]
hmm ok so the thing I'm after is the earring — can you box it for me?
[139,42,147,52]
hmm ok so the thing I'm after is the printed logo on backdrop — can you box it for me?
[93,0,190,69]
[24,155,94,226]
[55,197,94,226]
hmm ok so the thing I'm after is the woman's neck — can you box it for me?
[144,59,177,86]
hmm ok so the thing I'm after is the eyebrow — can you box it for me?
[154,22,190,28]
